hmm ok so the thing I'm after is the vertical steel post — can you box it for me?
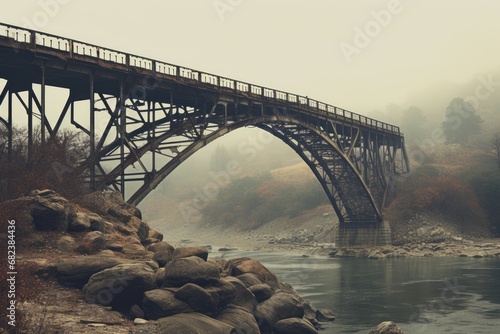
[119,81,126,198]
[28,87,33,159]
[151,101,156,173]
[7,88,12,162]
[89,74,95,189]
[41,66,46,144]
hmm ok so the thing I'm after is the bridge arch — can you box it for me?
[98,111,382,224]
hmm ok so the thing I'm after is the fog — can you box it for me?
[2,1,500,222]
[2,1,499,114]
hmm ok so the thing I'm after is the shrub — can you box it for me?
[0,126,89,201]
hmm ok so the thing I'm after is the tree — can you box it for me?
[492,133,500,169]
[441,97,482,145]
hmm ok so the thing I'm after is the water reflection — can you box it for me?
[218,248,500,334]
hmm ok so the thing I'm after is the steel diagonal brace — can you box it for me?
[95,124,189,189]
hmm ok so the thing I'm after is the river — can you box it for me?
[216,248,500,333]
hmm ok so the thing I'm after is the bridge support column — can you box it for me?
[337,221,392,247]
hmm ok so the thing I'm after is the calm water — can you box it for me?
[216,248,500,334]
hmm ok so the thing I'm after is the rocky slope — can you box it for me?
[2,189,338,334]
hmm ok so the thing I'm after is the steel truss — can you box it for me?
[0,22,410,224]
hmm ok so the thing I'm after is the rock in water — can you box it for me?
[254,291,305,333]
[316,308,336,321]
[369,321,405,334]
[156,312,235,334]
[273,318,318,334]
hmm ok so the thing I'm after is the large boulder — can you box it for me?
[78,231,106,253]
[249,284,273,302]
[148,241,174,266]
[236,273,264,289]
[216,305,261,334]
[174,283,217,315]
[88,213,115,234]
[163,256,220,287]
[79,191,142,223]
[273,318,317,334]
[24,189,72,231]
[221,276,257,313]
[172,247,209,261]
[127,216,150,241]
[148,228,164,242]
[103,191,142,219]
[69,212,91,232]
[56,235,77,252]
[156,267,167,286]
[369,321,405,334]
[121,243,153,260]
[55,255,133,287]
[142,288,193,319]
[78,191,109,215]
[83,263,156,309]
[254,291,305,334]
[227,258,278,288]
[156,312,236,334]
[204,279,239,309]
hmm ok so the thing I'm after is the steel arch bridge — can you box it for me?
[0,23,409,224]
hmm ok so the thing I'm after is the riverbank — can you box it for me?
[1,190,338,334]
[162,218,500,260]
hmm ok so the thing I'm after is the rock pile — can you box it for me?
[11,189,335,333]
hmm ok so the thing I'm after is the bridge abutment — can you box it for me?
[337,221,392,247]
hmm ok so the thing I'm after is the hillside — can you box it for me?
[146,145,500,248]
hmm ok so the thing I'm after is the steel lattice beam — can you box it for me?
[0,21,410,224]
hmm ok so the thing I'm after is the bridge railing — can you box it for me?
[0,22,401,135]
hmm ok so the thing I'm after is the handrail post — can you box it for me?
[69,40,73,58]
[30,30,36,48]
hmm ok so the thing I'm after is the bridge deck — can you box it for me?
[0,22,402,138]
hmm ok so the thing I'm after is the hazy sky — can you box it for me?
[1,0,499,115]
